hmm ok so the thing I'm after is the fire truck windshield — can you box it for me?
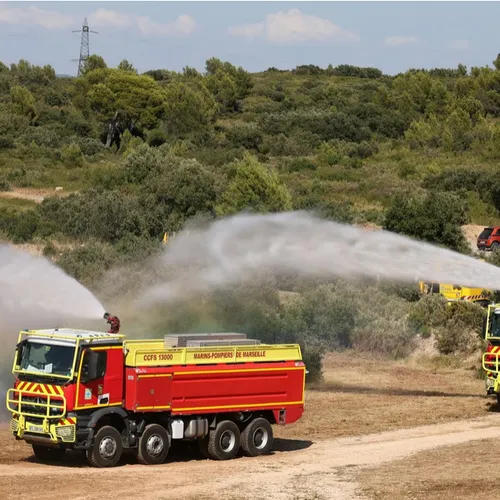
[18,341,75,377]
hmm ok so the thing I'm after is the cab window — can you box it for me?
[81,350,107,382]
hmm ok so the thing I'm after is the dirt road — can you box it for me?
[1,414,500,500]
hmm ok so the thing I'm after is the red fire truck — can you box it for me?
[6,319,306,467]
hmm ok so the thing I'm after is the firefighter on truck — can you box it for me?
[6,314,306,467]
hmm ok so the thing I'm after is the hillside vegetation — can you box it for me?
[1,54,500,379]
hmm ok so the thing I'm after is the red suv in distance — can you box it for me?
[477,226,500,251]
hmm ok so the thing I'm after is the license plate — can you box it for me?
[29,425,44,433]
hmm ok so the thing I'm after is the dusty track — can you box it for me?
[0,187,71,204]
[2,415,500,500]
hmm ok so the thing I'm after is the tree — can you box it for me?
[82,55,107,75]
[494,54,500,71]
[205,71,239,112]
[383,191,469,253]
[442,108,473,152]
[182,66,201,78]
[10,85,37,123]
[163,81,218,134]
[204,57,253,111]
[85,69,167,147]
[9,59,56,86]
[145,158,221,230]
[216,152,292,216]
[117,59,137,73]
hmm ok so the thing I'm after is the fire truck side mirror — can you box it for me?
[482,317,488,339]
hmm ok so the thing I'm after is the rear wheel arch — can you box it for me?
[210,410,276,430]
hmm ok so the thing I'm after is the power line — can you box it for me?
[71,17,98,77]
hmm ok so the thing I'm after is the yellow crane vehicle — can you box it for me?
[418,281,491,307]
[481,304,500,400]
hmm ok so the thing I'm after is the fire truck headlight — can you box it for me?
[56,426,73,437]
[486,378,495,387]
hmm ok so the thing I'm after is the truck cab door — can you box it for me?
[76,347,123,409]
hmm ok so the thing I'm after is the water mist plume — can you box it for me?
[0,244,105,339]
[138,211,500,306]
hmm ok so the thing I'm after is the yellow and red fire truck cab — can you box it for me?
[6,328,306,467]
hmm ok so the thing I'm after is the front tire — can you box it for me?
[87,425,123,468]
[240,417,273,457]
[207,420,240,460]
[32,444,65,462]
[137,424,170,465]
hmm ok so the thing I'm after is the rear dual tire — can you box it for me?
[207,420,240,460]
[201,417,273,460]
[241,417,273,457]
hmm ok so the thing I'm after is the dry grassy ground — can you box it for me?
[358,437,499,500]
[276,351,490,443]
[0,351,496,500]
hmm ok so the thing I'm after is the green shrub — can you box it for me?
[42,241,57,258]
[0,135,15,149]
[407,294,448,334]
[384,191,470,253]
[287,157,317,172]
[89,164,127,190]
[0,178,11,191]
[61,142,85,167]
[217,152,292,216]
[379,281,421,302]
[147,129,168,147]
[434,301,485,354]
[0,208,40,243]
[301,344,325,383]
[58,241,117,286]
[351,317,418,359]
[75,137,106,157]
[408,296,485,354]
[225,122,263,150]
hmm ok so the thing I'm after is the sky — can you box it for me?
[0,1,499,76]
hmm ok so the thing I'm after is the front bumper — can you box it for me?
[10,415,77,444]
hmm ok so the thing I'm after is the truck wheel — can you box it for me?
[240,417,273,457]
[137,424,170,465]
[207,420,240,460]
[32,445,65,462]
[86,425,123,468]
